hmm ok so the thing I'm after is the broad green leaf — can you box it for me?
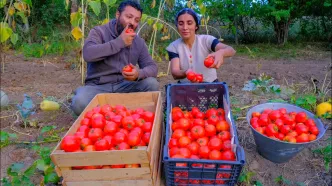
[10,33,18,45]
[21,175,34,185]
[156,22,163,31]
[147,18,154,26]
[44,165,54,175]
[41,125,56,134]
[141,14,147,22]
[0,23,13,43]
[44,172,60,184]
[71,27,83,41]
[323,2,331,7]
[23,0,32,6]
[196,0,203,6]
[199,4,206,14]
[254,181,264,186]
[36,159,45,171]
[16,12,28,23]
[103,0,116,6]
[12,176,21,185]
[0,131,9,141]
[0,0,6,8]
[89,1,101,16]
[24,161,37,176]
[71,12,82,27]
[9,163,24,174]
[14,2,25,11]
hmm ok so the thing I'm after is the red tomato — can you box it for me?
[265,124,279,137]
[281,114,295,126]
[172,129,186,139]
[198,146,210,159]
[104,121,118,136]
[135,118,145,128]
[142,122,152,132]
[295,123,309,135]
[187,71,197,82]
[269,110,281,121]
[187,142,200,155]
[115,142,130,150]
[251,121,260,129]
[103,135,113,147]
[100,104,111,115]
[178,136,191,148]
[178,118,190,131]
[142,111,154,123]
[91,116,106,129]
[101,165,112,169]
[195,74,203,83]
[204,56,214,67]
[125,164,140,168]
[193,119,204,127]
[83,166,101,169]
[208,137,223,151]
[74,132,86,140]
[221,150,236,161]
[252,112,261,118]
[309,134,317,141]
[305,119,316,127]
[169,147,179,157]
[80,118,90,126]
[134,107,145,115]
[172,110,184,121]
[221,140,232,151]
[61,135,80,152]
[256,127,265,134]
[191,125,205,139]
[186,131,194,141]
[288,131,298,137]
[178,148,192,158]
[197,137,209,146]
[111,164,125,168]
[217,131,231,141]
[205,108,218,118]
[295,112,307,123]
[209,150,222,160]
[191,107,200,117]
[168,138,178,148]
[83,145,96,151]
[91,113,103,120]
[77,125,90,136]
[216,120,230,132]
[111,115,122,124]
[125,28,134,33]
[205,124,216,137]
[94,139,110,151]
[104,111,116,121]
[207,115,219,125]
[122,65,133,72]
[280,125,291,135]
[296,133,309,143]
[310,126,319,135]
[88,128,104,142]
[122,116,135,130]
[127,132,141,147]
[279,108,287,115]
[80,138,92,150]
[84,111,94,119]
[258,114,269,126]
[275,119,284,128]
[283,136,296,143]
[195,111,205,119]
[276,133,285,140]
[132,127,143,137]
[262,109,272,115]
[113,132,127,144]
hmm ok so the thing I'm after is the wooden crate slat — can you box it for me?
[65,180,153,186]
[61,167,151,182]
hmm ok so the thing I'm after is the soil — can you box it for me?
[1,50,331,186]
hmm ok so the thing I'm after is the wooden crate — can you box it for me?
[50,92,164,186]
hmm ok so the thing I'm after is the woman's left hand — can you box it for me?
[206,50,224,69]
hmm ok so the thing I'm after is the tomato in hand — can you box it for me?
[204,56,214,68]
[122,65,133,72]
[187,71,197,82]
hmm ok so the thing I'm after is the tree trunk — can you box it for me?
[273,19,291,45]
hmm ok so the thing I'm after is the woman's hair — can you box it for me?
[175,8,200,31]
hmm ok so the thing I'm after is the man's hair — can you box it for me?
[117,0,143,14]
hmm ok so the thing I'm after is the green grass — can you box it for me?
[234,42,329,60]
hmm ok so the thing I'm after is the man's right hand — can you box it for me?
[120,25,136,46]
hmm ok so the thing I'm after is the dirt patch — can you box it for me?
[1,50,331,185]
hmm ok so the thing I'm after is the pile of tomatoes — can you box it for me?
[186,71,203,83]
[60,104,155,169]
[168,107,236,184]
[250,108,320,143]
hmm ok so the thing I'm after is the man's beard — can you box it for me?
[116,18,125,35]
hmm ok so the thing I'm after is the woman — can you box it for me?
[166,8,236,83]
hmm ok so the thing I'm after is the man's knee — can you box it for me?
[142,77,159,91]
[71,87,96,115]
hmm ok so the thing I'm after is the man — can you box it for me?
[71,1,159,115]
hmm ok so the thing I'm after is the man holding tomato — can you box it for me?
[71,1,159,115]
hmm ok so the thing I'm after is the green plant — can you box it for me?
[274,175,292,185]
[312,137,332,171]
[290,94,317,112]
[239,171,256,185]
[242,73,281,94]
[1,145,60,185]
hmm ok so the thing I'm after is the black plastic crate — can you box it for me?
[163,82,246,186]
